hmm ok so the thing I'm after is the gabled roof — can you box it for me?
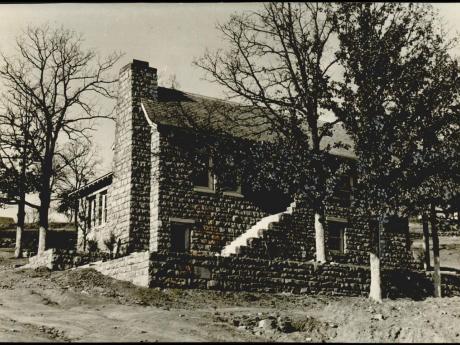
[141,87,355,158]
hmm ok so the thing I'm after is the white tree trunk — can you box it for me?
[314,213,326,263]
[433,255,442,297]
[14,225,23,258]
[369,252,382,302]
[431,204,442,297]
[422,213,431,270]
[38,226,46,254]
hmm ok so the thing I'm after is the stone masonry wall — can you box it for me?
[24,250,150,287]
[80,251,150,287]
[155,126,269,253]
[107,60,157,254]
[149,125,161,252]
[23,250,460,298]
[148,252,460,298]
[154,126,416,270]
[23,249,55,270]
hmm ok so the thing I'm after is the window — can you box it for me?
[87,191,107,229]
[192,151,214,191]
[87,196,96,229]
[170,222,191,252]
[98,193,103,226]
[103,192,108,224]
[220,158,242,196]
[333,175,352,207]
[327,221,347,253]
[92,197,97,228]
[221,171,242,195]
[384,216,408,233]
[99,191,107,226]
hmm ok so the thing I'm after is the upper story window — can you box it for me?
[333,175,353,207]
[220,163,243,196]
[192,152,215,192]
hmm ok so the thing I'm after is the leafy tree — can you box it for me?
[0,25,122,253]
[195,3,350,262]
[334,2,459,300]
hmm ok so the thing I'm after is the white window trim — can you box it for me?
[326,216,348,223]
[222,185,244,198]
[86,187,109,230]
[169,217,195,224]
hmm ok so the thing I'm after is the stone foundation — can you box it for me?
[24,250,460,298]
[79,251,150,287]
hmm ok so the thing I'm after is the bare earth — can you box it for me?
[1,239,460,343]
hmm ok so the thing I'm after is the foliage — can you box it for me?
[334,3,458,218]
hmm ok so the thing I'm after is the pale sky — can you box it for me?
[0,2,459,221]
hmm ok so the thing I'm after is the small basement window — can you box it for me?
[170,222,191,252]
[327,221,347,253]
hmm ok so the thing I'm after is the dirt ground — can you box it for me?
[1,240,460,343]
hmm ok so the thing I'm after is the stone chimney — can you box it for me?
[108,59,157,253]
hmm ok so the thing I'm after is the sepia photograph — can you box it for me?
[0,2,459,342]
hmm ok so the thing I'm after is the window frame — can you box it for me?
[220,174,243,198]
[192,155,216,193]
[332,175,353,207]
[326,217,348,254]
[86,187,109,230]
[169,219,194,253]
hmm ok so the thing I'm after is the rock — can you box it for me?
[237,325,247,331]
[277,317,294,333]
[372,313,385,321]
[258,318,276,331]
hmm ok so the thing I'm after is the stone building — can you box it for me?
[71,59,415,272]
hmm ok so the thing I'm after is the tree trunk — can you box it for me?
[15,149,27,259]
[314,211,326,263]
[369,217,383,303]
[430,204,442,297]
[14,202,25,258]
[422,212,431,270]
[37,189,51,254]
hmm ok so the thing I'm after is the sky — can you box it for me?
[0,2,459,221]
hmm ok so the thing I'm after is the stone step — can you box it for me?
[219,201,296,257]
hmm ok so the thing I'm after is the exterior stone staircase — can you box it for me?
[219,201,296,257]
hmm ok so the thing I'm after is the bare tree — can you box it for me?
[0,25,122,253]
[195,3,348,263]
[54,138,101,228]
[0,92,41,258]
